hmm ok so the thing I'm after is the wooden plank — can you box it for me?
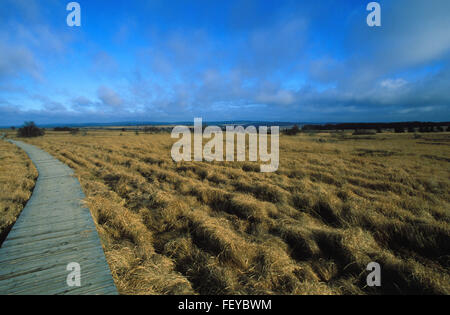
[1,256,114,293]
[6,265,115,295]
[0,233,101,262]
[0,140,117,295]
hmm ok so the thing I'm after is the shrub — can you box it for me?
[353,129,376,135]
[17,121,44,138]
[284,125,300,136]
[144,126,159,133]
[54,127,72,132]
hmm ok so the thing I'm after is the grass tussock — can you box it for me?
[13,130,450,295]
[0,140,37,246]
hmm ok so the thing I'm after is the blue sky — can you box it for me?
[1,0,449,126]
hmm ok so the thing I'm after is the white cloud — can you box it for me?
[0,43,40,80]
[97,86,124,107]
[380,79,407,89]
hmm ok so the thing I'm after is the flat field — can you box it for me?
[6,130,450,295]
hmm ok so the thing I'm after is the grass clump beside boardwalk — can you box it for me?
[0,140,38,246]
[16,129,450,295]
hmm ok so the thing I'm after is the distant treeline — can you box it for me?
[302,122,450,131]
[54,126,79,132]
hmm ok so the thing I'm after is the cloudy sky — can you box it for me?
[1,0,449,126]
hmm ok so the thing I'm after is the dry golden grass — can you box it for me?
[0,139,38,246]
[15,129,450,295]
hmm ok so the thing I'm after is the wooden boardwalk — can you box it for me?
[0,140,117,295]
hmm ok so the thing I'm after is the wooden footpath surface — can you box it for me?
[0,140,117,295]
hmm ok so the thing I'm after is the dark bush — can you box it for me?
[70,128,80,135]
[144,126,159,133]
[284,125,300,136]
[53,126,81,134]
[54,127,73,132]
[54,127,68,131]
[353,129,376,135]
[17,122,44,138]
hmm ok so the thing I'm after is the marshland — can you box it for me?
[1,128,448,295]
